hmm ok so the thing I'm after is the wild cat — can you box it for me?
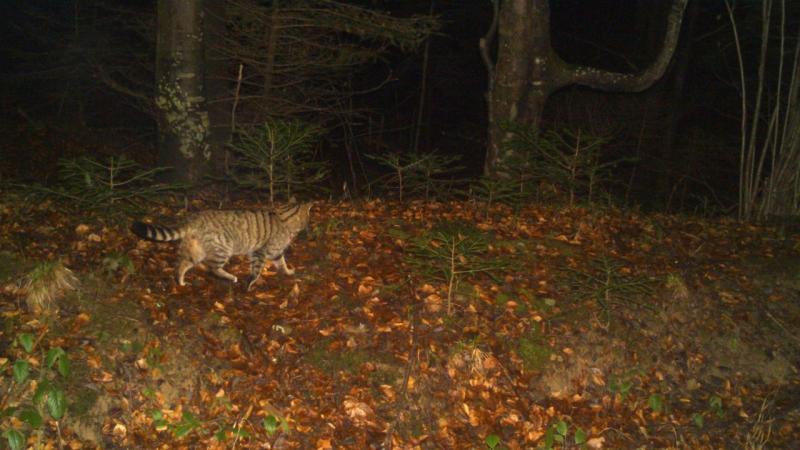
[131,202,312,290]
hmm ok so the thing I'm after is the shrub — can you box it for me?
[229,119,328,204]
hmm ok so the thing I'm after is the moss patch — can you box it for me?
[305,338,372,375]
[517,333,551,371]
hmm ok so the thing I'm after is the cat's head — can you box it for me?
[277,201,313,235]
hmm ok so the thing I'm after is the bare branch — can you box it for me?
[93,63,154,115]
[561,0,689,93]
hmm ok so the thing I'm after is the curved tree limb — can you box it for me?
[558,0,689,92]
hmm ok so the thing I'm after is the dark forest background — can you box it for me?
[0,0,796,218]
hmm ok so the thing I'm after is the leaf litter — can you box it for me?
[0,195,799,448]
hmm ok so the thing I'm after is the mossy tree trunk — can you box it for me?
[155,0,211,184]
[482,0,689,176]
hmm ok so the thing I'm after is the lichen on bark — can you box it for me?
[155,73,210,161]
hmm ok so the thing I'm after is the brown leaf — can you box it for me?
[357,283,373,296]
[316,438,333,450]
[344,397,376,427]
[112,423,127,439]
[587,436,605,448]
[94,371,114,383]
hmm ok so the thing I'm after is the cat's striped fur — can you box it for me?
[131,202,312,290]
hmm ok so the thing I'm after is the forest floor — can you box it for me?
[1,193,799,449]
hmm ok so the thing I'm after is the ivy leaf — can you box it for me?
[150,409,168,430]
[173,412,200,438]
[574,427,588,445]
[485,433,501,449]
[57,356,71,378]
[46,389,66,420]
[543,428,555,449]
[709,395,724,417]
[18,409,43,428]
[173,423,196,438]
[1,406,18,419]
[33,380,52,406]
[3,429,25,450]
[214,429,228,442]
[555,420,568,436]
[12,360,30,384]
[648,394,663,413]
[18,333,35,353]
[45,347,66,369]
[231,427,250,438]
[263,415,279,435]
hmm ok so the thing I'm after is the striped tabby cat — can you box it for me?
[131,202,312,290]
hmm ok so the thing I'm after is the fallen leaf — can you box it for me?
[587,436,605,448]
[112,423,127,438]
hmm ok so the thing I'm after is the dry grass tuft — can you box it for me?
[21,260,78,315]
[665,273,690,301]
[745,398,773,450]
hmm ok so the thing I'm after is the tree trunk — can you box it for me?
[204,0,231,177]
[155,0,211,184]
[485,0,552,175]
[484,0,688,176]
[263,0,281,101]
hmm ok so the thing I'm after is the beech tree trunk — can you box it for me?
[483,0,689,176]
[155,0,211,184]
